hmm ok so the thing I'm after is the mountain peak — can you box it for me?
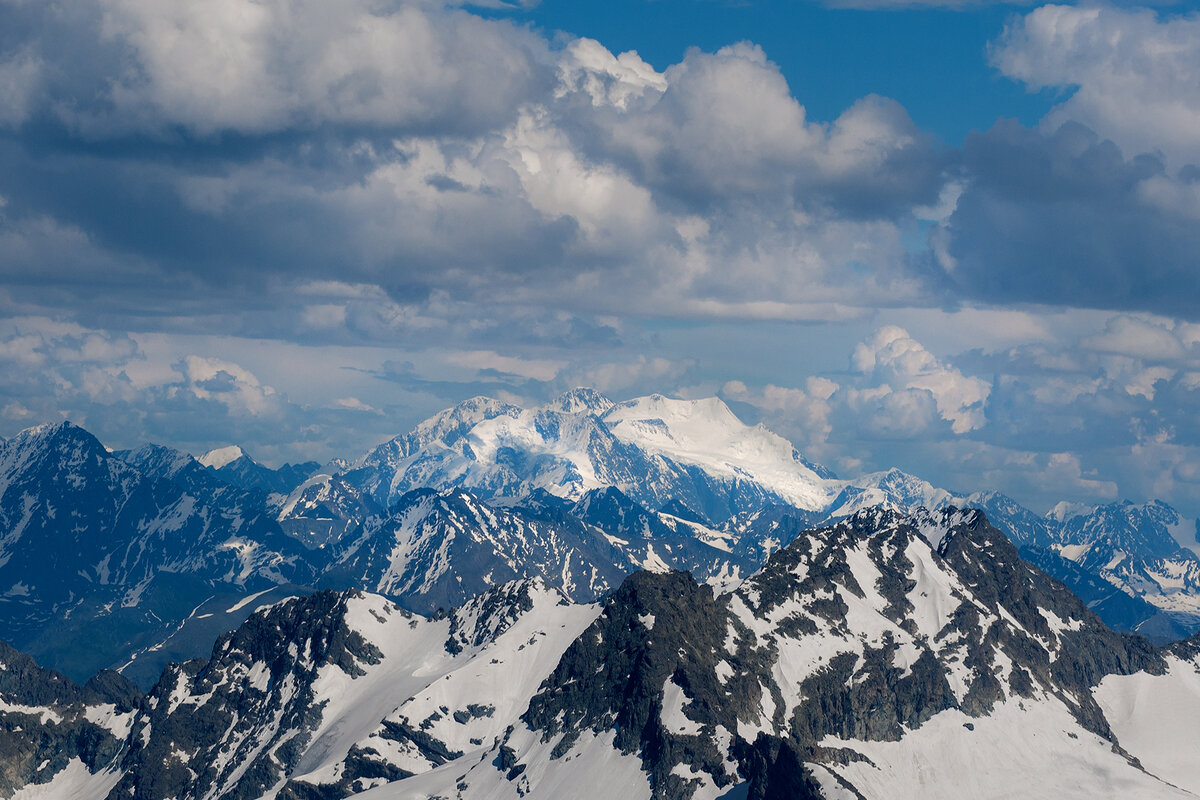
[11,419,89,446]
[546,387,614,415]
[199,445,247,469]
[1046,500,1096,523]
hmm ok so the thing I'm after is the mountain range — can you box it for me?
[2,389,1200,691]
[7,508,1200,799]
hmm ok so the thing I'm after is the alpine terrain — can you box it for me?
[4,390,1200,689]
[5,508,1200,798]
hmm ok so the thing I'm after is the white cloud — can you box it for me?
[179,355,281,417]
[556,39,666,110]
[88,0,547,136]
[993,4,1200,168]
[1081,315,1194,362]
[851,326,990,434]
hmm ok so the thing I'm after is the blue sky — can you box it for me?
[3,0,1200,520]
[517,0,1059,142]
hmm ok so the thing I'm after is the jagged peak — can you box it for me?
[416,395,520,434]
[445,577,567,655]
[545,387,614,415]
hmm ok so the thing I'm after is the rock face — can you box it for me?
[0,424,320,682]
[108,591,387,800]
[478,507,1163,800]
[976,493,1200,638]
[0,640,139,798]
[10,507,1200,800]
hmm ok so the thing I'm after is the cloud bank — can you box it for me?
[2,0,1200,519]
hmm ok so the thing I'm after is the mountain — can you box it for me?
[322,488,626,613]
[824,467,956,520]
[5,395,1200,698]
[330,390,1200,639]
[277,470,384,550]
[103,581,597,800]
[973,493,1200,639]
[0,424,320,683]
[0,639,139,798]
[200,445,321,497]
[11,507,1200,799]
[338,390,838,522]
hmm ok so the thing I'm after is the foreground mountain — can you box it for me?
[0,640,139,798]
[10,507,1200,799]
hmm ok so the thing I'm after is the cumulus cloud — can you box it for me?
[0,2,953,331]
[2,0,549,137]
[850,326,990,434]
[940,120,1200,318]
[568,42,944,217]
[923,5,1200,320]
[993,4,1200,168]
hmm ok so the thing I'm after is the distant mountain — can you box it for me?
[337,389,838,521]
[11,507,1200,799]
[971,493,1200,639]
[199,444,320,496]
[328,390,1200,639]
[0,424,320,682]
[824,466,956,520]
[322,487,626,613]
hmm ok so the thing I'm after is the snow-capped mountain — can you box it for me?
[5,392,1200,700]
[973,494,1200,639]
[321,390,1200,639]
[323,488,626,612]
[0,639,139,798]
[824,466,957,520]
[278,470,384,549]
[336,389,838,521]
[11,506,1200,799]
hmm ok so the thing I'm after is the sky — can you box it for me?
[3,0,1200,519]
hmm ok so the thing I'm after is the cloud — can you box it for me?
[1080,315,1192,362]
[850,326,990,434]
[718,317,1200,516]
[939,120,1200,318]
[568,42,944,218]
[0,16,952,332]
[993,4,1200,169]
[1,0,550,138]
[927,5,1200,320]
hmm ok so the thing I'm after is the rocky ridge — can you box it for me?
[7,507,1200,799]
